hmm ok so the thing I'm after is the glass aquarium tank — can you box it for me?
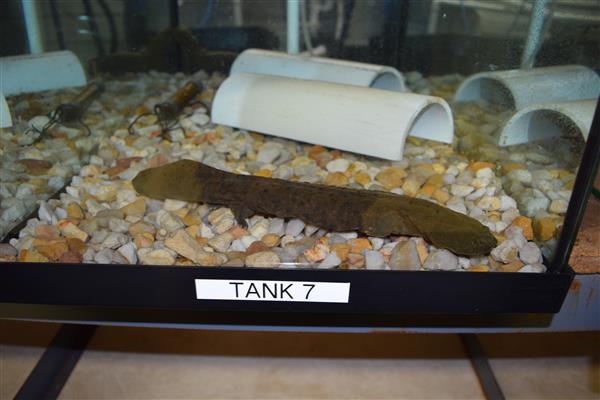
[0,0,598,320]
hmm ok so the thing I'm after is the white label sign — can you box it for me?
[195,279,350,303]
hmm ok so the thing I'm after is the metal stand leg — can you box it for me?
[461,334,505,400]
[15,324,96,400]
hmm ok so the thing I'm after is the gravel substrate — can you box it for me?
[0,70,584,272]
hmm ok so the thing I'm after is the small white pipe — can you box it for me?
[520,0,550,69]
[0,92,12,128]
[231,49,406,92]
[212,73,453,160]
[499,99,595,146]
[21,0,44,53]
[454,65,600,110]
[0,51,87,96]
[232,0,243,27]
[287,0,301,54]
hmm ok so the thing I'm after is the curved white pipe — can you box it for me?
[499,99,595,146]
[454,65,600,110]
[0,51,87,96]
[0,92,12,128]
[231,49,406,92]
[212,73,452,160]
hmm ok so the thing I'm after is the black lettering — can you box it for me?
[280,283,294,299]
[230,282,243,297]
[303,284,315,300]
[262,283,277,299]
[246,282,260,298]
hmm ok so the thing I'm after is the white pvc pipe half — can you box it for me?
[287,0,301,54]
[212,73,453,160]
[0,92,12,128]
[454,65,600,110]
[499,99,596,146]
[21,0,44,53]
[0,51,87,96]
[231,49,406,92]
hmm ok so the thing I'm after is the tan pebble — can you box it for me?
[196,252,227,267]
[147,153,169,168]
[134,233,155,248]
[415,240,429,264]
[164,230,197,261]
[59,250,83,263]
[95,184,119,202]
[245,251,280,268]
[501,163,526,175]
[510,216,534,240]
[121,198,146,217]
[225,251,246,262]
[498,259,525,272]
[128,221,156,236]
[468,161,495,172]
[493,233,506,243]
[487,211,501,222]
[229,226,249,239]
[172,208,189,219]
[185,225,200,238]
[354,171,371,187]
[196,237,209,247]
[402,179,421,196]
[375,166,406,189]
[246,241,269,255]
[35,238,69,261]
[347,253,365,268]
[426,174,445,188]
[17,159,52,175]
[419,184,437,197]
[116,156,143,168]
[432,189,450,204]
[58,220,88,242]
[533,216,560,241]
[307,145,326,159]
[468,265,490,272]
[34,224,60,239]
[432,163,446,174]
[67,238,87,254]
[19,249,49,263]
[261,233,280,247]
[349,238,372,254]
[330,243,350,261]
[66,203,85,219]
[303,242,329,263]
[325,172,349,187]
[105,165,128,177]
[182,213,201,226]
[254,169,272,178]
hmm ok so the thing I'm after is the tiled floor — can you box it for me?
[1,320,599,399]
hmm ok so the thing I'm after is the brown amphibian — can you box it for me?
[133,160,497,256]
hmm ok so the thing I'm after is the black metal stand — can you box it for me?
[461,334,505,400]
[14,324,96,400]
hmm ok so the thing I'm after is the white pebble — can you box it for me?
[164,199,187,211]
[518,264,547,273]
[423,250,458,271]
[364,250,385,269]
[450,184,475,197]
[117,242,137,264]
[326,158,350,173]
[285,218,305,236]
[519,242,542,264]
[318,252,341,269]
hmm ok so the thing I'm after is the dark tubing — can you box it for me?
[550,98,600,273]
[461,334,505,400]
[14,324,96,400]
